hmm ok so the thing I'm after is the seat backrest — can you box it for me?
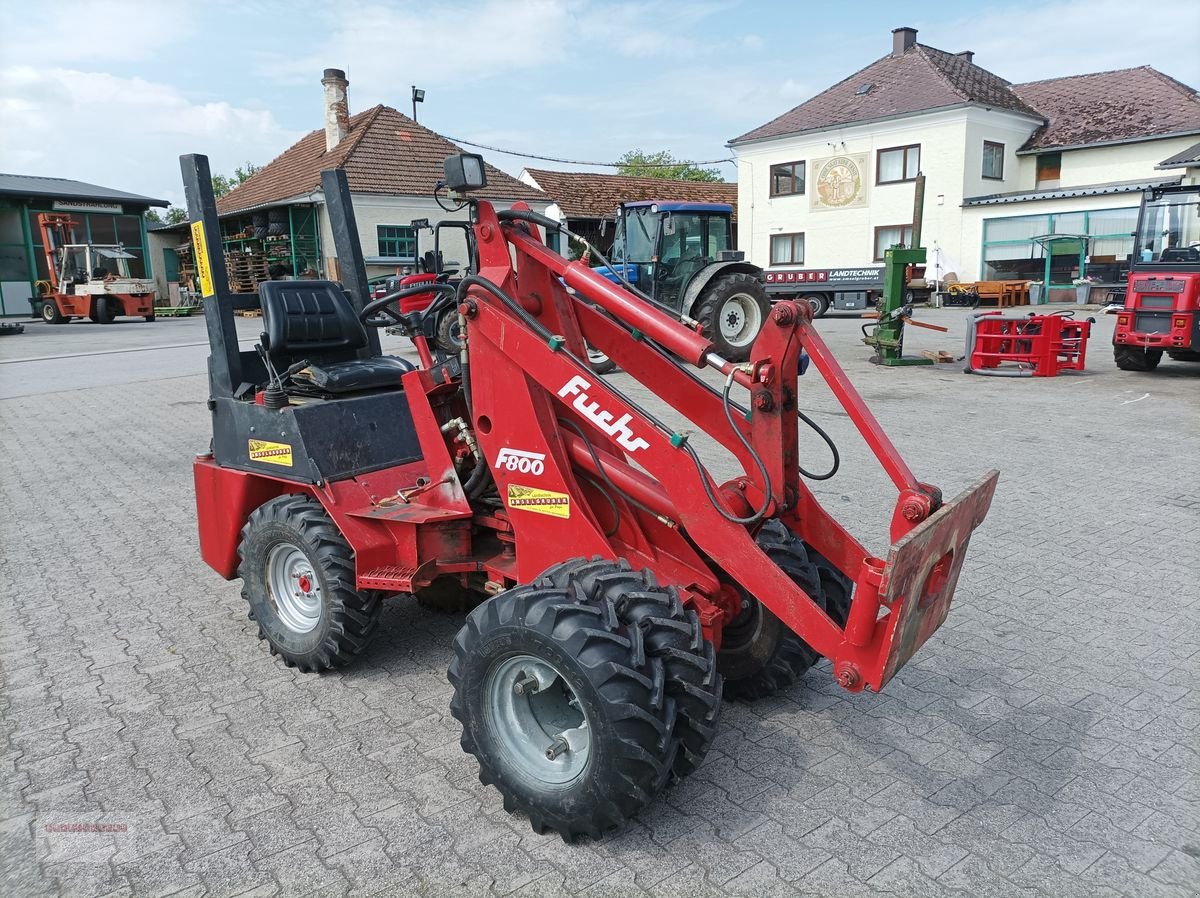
[259,280,368,362]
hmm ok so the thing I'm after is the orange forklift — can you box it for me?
[35,213,156,324]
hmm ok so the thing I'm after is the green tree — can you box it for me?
[144,206,190,225]
[616,149,724,182]
[211,161,262,198]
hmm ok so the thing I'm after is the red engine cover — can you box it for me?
[398,273,437,313]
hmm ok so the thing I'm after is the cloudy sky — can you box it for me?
[1,0,1197,209]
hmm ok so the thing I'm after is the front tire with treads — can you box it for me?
[237,494,381,672]
[539,558,721,782]
[717,520,831,701]
[449,573,677,841]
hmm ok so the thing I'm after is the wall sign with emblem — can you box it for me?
[810,154,868,211]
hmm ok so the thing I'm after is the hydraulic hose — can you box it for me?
[797,410,840,480]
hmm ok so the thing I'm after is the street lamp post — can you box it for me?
[411,86,425,122]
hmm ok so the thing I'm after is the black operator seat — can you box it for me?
[257,280,415,394]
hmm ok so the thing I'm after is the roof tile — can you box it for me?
[523,169,737,220]
[217,105,544,215]
[730,43,1039,144]
[1012,66,1200,151]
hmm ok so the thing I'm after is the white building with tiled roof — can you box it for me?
[729,27,1200,302]
[156,69,549,297]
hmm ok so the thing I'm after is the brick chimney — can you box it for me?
[957,50,975,63]
[321,68,350,153]
[892,27,917,56]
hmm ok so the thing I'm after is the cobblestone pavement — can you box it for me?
[1,311,1198,897]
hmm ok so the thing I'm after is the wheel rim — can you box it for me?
[41,304,54,322]
[805,296,824,316]
[266,543,323,634]
[485,654,590,786]
[719,293,762,347]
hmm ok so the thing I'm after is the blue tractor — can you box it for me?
[594,201,770,362]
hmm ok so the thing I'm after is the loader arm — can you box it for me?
[463,201,997,692]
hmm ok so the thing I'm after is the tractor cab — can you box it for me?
[1113,184,1200,370]
[595,200,770,359]
[605,201,735,312]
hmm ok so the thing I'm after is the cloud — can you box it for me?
[930,0,1200,85]
[0,0,192,62]
[0,66,302,207]
[255,0,574,98]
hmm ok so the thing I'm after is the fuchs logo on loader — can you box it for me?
[557,375,650,453]
[507,484,570,518]
[247,439,293,467]
[495,447,546,475]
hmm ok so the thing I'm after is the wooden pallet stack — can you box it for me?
[225,250,269,293]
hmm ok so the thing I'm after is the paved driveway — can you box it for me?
[1,310,1197,897]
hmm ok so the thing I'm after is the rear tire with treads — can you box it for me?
[237,494,382,672]
[1113,345,1161,371]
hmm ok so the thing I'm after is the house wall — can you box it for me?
[734,106,1194,289]
[1014,134,1200,190]
[734,107,1043,279]
[147,230,185,300]
[319,192,552,278]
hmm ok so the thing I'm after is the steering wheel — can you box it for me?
[359,283,458,330]
[661,255,702,279]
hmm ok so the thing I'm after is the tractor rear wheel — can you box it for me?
[538,558,721,782]
[435,308,463,354]
[237,494,382,672]
[449,569,683,840]
[694,273,770,362]
[717,521,831,701]
[586,343,617,375]
[94,296,116,324]
[41,300,66,324]
[1113,345,1162,371]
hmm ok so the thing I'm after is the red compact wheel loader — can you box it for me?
[1112,183,1200,371]
[182,151,997,841]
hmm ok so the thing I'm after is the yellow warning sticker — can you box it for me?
[191,220,215,298]
[248,439,293,467]
[507,484,570,519]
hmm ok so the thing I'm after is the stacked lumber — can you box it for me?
[225,250,269,293]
